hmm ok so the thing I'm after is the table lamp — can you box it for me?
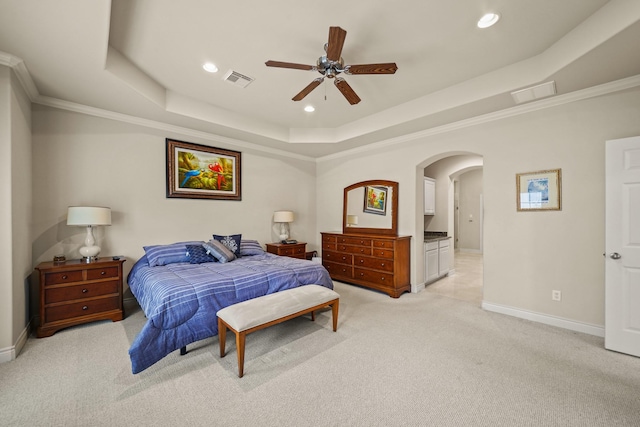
[273,210,294,241]
[347,215,359,227]
[67,206,112,262]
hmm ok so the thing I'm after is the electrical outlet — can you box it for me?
[552,290,562,301]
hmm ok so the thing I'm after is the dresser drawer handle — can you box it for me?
[381,263,385,267]
[380,252,385,256]
[62,275,68,280]
[360,272,364,276]
[360,249,364,253]
[101,271,106,275]
[381,277,385,281]
[82,288,88,293]
[342,257,347,261]
[82,305,88,310]
[359,260,364,263]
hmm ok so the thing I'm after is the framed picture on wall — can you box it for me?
[363,186,388,215]
[516,169,561,211]
[166,138,241,200]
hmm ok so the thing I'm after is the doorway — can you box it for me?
[419,154,484,304]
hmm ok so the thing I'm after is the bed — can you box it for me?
[127,239,333,374]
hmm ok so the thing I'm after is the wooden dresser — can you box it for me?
[35,258,126,338]
[321,232,411,298]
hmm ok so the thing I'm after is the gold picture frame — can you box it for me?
[516,169,561,211]
[166,139,241,200]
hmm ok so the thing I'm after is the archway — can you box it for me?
[414,153,484,301]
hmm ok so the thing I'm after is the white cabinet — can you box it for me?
[424,177,436,215]
[438,239,450,277]
[424,238,451,284]
[424,241,439,283]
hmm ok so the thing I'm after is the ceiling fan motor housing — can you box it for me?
[317,55,344,78]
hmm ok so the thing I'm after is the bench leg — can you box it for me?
[218,317,226,357]
[311,310,315,321]
[236,331,246,378]
[331,299,339,332]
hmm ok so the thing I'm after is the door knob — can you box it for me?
[610,252,622,260]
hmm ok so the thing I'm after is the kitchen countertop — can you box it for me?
[424,232,450,242]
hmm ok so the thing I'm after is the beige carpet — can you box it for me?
[1,280,640,426]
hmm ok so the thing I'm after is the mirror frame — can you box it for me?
[343,180,398,235]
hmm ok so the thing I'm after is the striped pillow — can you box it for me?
[144,241,203,267]
[239,240,264,256]
[202,239,236,263]
[186,244,216,264]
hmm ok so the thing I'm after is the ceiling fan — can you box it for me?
[265,26,398,105]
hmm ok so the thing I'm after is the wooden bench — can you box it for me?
[217,285,340,377]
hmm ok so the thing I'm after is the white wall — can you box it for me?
[457,169,483,252]
[0,66,32,361]
[317,87,640,328]
[31,106,319,293]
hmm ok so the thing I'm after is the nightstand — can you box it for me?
[35,257,126,338]
[265,242,307,259]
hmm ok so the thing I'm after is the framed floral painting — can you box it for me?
[363,186,388,215]
[166,139,241,200]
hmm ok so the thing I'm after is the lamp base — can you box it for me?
[80,256,99,263]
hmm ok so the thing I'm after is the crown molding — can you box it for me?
[317,74,640,162]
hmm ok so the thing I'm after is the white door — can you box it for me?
[605,136,640,357]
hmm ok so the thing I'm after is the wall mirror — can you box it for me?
[343,180,398,235]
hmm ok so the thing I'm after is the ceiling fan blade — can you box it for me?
[326,26,347,62]
[334,78,361,105]
[265,60,315,71]
[292,78,324,101]
[345,63,398,75]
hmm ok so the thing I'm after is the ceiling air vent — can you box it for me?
[223,70,254,88]
[511,81,556,104]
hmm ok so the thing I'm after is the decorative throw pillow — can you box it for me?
[186,244,216,264]
[239,240,264,256]
[213,234,242,255]
[143,241,204,267]
[203,239,236,263]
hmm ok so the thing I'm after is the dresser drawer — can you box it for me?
[322,235,337,244]
[338,244,372,256]
[45,296,120,323]
[323,250,353,265]
[322,241,337,251]
[354,255,394,273]
[338,236,372,246]
[373,248,394,259]
[45,280,120,304]
[86,266,119,280]
[373,240,394,249]
[354,268,394,287]
[44,270,84,286]
[323,261,353,278]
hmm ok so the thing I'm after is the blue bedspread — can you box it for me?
[127,252,333,373]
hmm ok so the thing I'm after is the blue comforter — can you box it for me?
[127,252,333,373]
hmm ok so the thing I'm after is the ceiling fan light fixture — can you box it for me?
[304,105,315,112]
[477,13,500,29]
[203,62,218,73]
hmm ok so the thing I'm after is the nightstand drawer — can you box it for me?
[44,270,84,286]
[279,246,305,257]
[86,266,119,280]
[45,280,120,304]
[45,296,121,323]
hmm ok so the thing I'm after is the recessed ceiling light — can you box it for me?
[477,13,500,29]
[203,62,218,73]
[304,105,315,112]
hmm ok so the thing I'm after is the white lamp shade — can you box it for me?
[273,211,294,223]
[67,207,112,226]
[347,215,359,226]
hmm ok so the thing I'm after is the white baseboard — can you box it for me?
[0,321,31,364]
[482,301,605,337]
